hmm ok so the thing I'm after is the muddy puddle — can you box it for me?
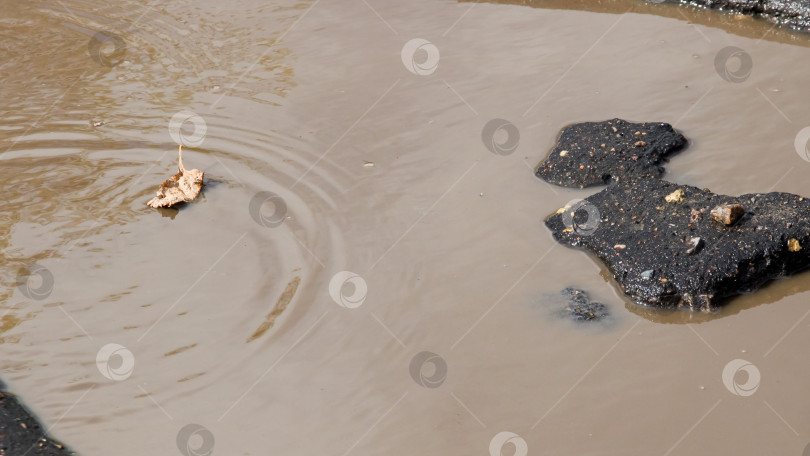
[2,0,810,454]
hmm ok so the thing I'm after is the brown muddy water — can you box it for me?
[2,0,810,455]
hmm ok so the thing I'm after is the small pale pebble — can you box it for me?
[665,189,684,203]
[559,150,568,157]
[362,161,375,168]
[635,141,647,147]
[788,238,801,252]
[614,244,626,249]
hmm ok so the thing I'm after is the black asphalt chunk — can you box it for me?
[545,178,810,310]
[535,119,687,188]
[0,390,73,455]
[652,0,810,33]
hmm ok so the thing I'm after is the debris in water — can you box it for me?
[560,287,610,322]
[147,145,204,208]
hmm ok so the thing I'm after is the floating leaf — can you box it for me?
[147,145,204,208]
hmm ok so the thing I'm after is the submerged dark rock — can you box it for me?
[0,389,73,455]
[545,178,810,310]
[535,119,687,188]
[560,287,610,321]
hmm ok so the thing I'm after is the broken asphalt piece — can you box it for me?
[647,0,810,34]
[545,178,810,311]
[535,119,687,188]
[147,145,204,208]
[0,389,73,455]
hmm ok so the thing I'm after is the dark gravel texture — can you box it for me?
[545,178,810,310]
[0,390,73,455]
[535,119,687,188]
[664,0,810,32]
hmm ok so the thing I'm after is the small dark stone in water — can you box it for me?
[561,287,609,321]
